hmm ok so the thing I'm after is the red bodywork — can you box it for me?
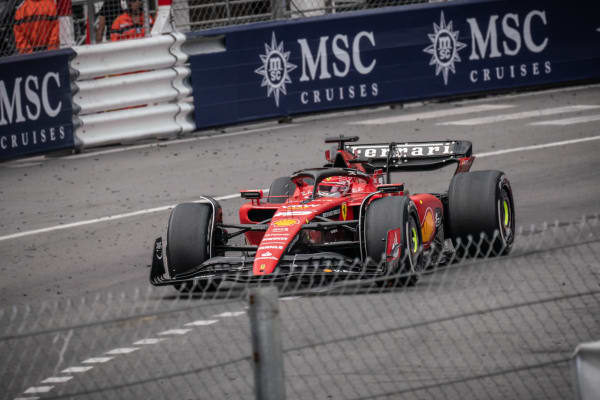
[237,146,467,276]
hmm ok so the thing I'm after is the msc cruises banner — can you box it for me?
[0,49,75,161]
[188,0,600,128]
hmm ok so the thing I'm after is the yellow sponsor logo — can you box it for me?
[274,218,300,227]
[341,202,348,221]
[260,264,266,272]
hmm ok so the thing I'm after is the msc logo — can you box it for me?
[0,72,63,125]
[423,12,467,85]
[255,32,297,107]
[424,10,551,85]
[256,30,379,107]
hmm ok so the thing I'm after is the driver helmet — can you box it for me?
[317,177,351,198]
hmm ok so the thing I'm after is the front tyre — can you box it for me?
[448,171,515,257]
[365,196,423,287]
[167,203,221,292]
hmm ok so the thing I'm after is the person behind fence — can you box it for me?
[13,0,59,54]
[96,0,123,43]
[110,0,154,42]
[56,0,74,47]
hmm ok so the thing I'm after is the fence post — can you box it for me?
[248,286,286,400]
[271,0,286,19]
[86,0,96,44]
[143,0,151,37]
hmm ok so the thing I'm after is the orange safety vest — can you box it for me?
[13,0,59,54]
[110,13,154,42]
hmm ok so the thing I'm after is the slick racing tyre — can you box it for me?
[365,196,423,287]
[267,177,294,203]
[167,203,221,292]
[448,170,515,257]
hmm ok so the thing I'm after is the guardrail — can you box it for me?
[70,32,195,149]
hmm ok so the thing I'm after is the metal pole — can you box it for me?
[87,0,96,44]
[271,0,286,19]
[143,0,151,37]
[248,286,286,400]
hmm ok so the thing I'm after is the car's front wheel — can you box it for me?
[167,202,221,292]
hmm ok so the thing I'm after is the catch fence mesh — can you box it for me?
[0,0,439,57]
[1,214,599,399]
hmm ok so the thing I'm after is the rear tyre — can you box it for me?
[267,177,294,203]
[167,203,221,292]
[365,196,423,287]
[448,171,515,257]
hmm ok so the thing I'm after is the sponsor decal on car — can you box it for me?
[272,227,289,232]
[263,237,289,241]
[259,245,284,250]
[275,210,314,217]
[274,218,300,227]
[261,251,273,257]
[341,202,348,220]
[322,208,340,218]
[260,264,266,272]
[281,204,318,209]
[349,143,454,159]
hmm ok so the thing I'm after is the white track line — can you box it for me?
[439,105,600,126]
[23,387,53,394]
[158,329,192,336]
[530,114,600,126]
[213,311,246,318]
[40,377,72,384]
[61,366,93,373]
[133,338,166,345]
[351,104,514,125]
[476,135,600,158]
[105,347,139,355]
[82,357,113,364]
[0,192,254,243]
[2,134,600,244]
[184,320,219,327]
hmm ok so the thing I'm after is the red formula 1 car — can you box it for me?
[150,136,515,291]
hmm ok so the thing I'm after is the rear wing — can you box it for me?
[345,140,473,172]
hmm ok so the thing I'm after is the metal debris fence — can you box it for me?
[1,214,599,399]
[0,0,437,57]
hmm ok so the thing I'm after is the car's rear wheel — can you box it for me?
[365,196,423,287]
[167,203,221,292]
[448,170,515,257]
[267,177,294,203]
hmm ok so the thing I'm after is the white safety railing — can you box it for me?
[73,67,192,115]
[71,33,188,80]
[70,32,195,149]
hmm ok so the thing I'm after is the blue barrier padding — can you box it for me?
[187,0,600,129]
[0,49,75,161]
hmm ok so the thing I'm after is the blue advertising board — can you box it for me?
[188,0,600,128]
[0,49,75,161]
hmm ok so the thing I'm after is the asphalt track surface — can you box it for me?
[1,84,600,399]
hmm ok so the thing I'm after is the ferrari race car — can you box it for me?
[150,136,515,291]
